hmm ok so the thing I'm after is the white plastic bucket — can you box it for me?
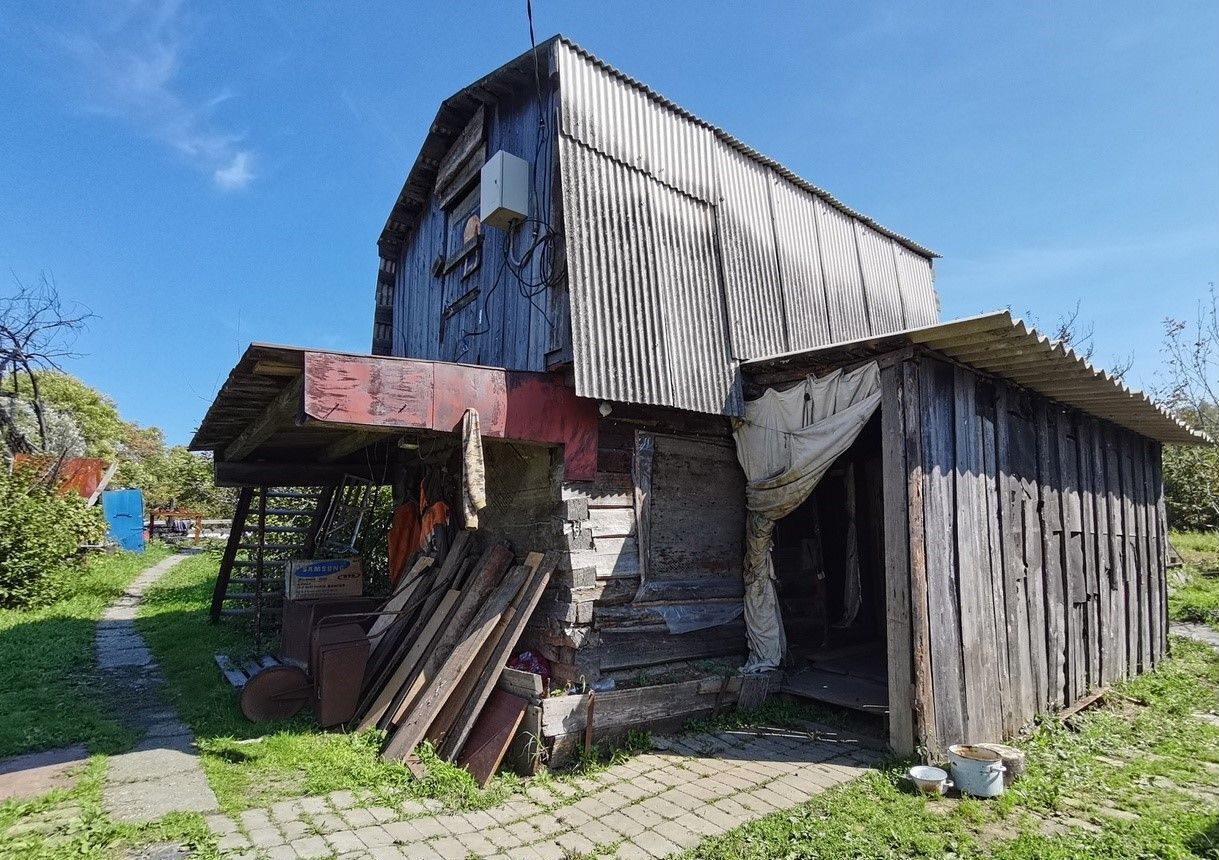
[947,744,1006,798]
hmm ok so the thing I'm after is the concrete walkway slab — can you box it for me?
[97,553,219,823]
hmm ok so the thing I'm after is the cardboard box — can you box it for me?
[285,559,364,601]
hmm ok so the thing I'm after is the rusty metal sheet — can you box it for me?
[304,352,434,429]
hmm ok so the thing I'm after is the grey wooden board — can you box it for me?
[643,434,745,583]
[1036,401,1067,707]
[953,365,1002,743]
[880,363,914,755]
[215,654,281,690]
[980,382,1014,736]
[919,358,965,746]
[1102,424,1127,681]
[782,668,889,716]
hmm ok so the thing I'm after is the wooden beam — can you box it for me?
[322,429,395,462]
[224,375,304,461]
[214,460,383,487]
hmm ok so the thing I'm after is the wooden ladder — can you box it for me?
[209,485,335,644]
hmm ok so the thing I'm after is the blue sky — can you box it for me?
[1,1,1216,445]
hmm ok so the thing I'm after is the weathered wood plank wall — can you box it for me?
[393,77,569,372]
[525,407,747,684]
[885,353,1169,753]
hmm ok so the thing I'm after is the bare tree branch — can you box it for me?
[0,272,96,451]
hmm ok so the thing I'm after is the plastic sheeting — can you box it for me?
[652,602,745,635]
[731,363,882,672]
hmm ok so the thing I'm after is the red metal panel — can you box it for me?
[303,353,433,428]
[12,455,110,499]
[433,363,508,434]
[299,352,597,480]
[505,373,598,480]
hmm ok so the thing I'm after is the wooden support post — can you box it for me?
[880,363,914,756]
[211,486,253,622]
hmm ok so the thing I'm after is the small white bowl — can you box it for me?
[908,765,949,795]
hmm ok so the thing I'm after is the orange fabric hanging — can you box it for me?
[387,502,421,586]
[419,500,450,551]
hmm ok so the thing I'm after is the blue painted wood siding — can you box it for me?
[391,79,568,371]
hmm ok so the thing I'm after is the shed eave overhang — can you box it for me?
[189,344,599,481]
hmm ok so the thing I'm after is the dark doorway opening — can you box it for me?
[772,410,889,717]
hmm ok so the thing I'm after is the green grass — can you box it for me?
[0,757,218,860]
[135,552,533,814]
[0,544,170,758]
[1170,530,1219,631]
[681,638,1219,860]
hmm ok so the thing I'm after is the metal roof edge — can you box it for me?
[375,34,937,261]
[742,310,1210,446]
[553,36,938,260]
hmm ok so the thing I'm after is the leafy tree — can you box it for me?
[8,371,126,459]
[1160,286,1219,531]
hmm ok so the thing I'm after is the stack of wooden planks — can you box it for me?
[349,530,558,785]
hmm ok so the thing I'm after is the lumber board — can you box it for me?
[1151,445,1169,663]
[457,690,527,787]
[367,557,434,650]
[356,590,459,730]
[1036,401,1067,707]
[632,431,653,584]
[919,359,965,746]
[1017,415,1050,711]
[879,363,914,755]
[953,366,1001,742]
[1118,432,1139,677]
[1133,435,1153,672]
[1102,424,1127,681]
[497,667,544,699]
[1092,421,1115,686]
[426,553,543,751]
[384,543,514,727]
[1054,411,1085,705]
[541,675,745,736]
[902,360,936,751]
[503,703,543,776]
[991,386,1027,734]
[440,552,559,760]
[979,383,1014,736]
[381,564,529,762]
[1082,419,1103,690]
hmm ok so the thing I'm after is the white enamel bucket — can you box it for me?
[947,744,1006,798]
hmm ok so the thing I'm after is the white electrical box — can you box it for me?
[480,150,530,229]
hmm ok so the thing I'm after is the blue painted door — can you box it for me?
[102,489,146,552]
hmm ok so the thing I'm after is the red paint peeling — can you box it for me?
[302,353,597,480]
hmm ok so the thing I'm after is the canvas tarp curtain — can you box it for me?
[731,362,882,673]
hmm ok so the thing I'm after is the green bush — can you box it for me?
[1163,443,1219,532]
[0,465,107,607]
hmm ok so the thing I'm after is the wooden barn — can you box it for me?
[190,36,1204,761]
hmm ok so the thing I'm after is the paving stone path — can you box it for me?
[204,724,880,859]
[1173,621,1219,654]
[96,553,219,823]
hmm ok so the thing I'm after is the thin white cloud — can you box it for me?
[56,0,255,191]
[213,151,253,191]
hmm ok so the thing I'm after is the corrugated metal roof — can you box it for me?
[554,37,938,259]
[743,311,1209,446]
[553,38,939,415]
